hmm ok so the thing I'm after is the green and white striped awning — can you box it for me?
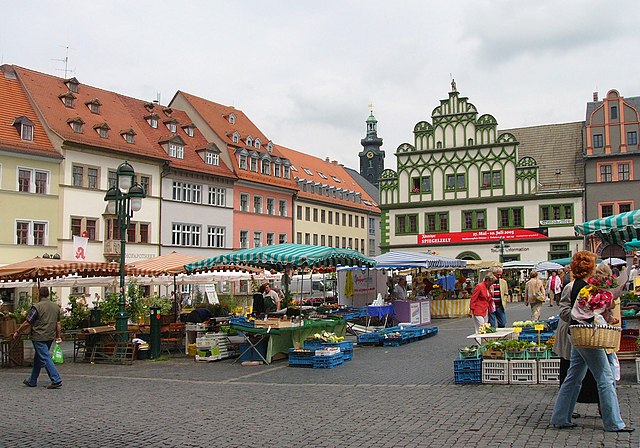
[574,209,640,244]
[184,243,376,273]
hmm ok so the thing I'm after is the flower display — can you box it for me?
[587,273,618,290]
[576,285,613,313]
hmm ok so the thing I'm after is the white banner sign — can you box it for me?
[73,235,89,260]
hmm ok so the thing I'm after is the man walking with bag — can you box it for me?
[13,287,63,389]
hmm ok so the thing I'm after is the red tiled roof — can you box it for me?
[0,65,59,157]
[117,95,236,179]
[276,144,380,212]
[13,66,167,161]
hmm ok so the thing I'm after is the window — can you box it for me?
[123,132,135,144]
[71,217,98,240]
[246,137,253,147]
[328,236,333,247]
[611,106,618,120]
[18,168,48,194]
[274,164,281,177]
[600,202,633,217]
[262,159,271,175]
[249,157,258,172]
[548,242,570,260]
[303,168,313,176]
[207,226,225,248]
[96,125,109,138]
[619,203,632,213]
[147,116,158,128]
[601,204,614,217]
[255,139,262,149]
[296,205,302,220]
[481,170,503,188]
[318,172,327,179]
[229,113,236,125]
[266,198,275,215]
[446,173,466,191]
[72,166,83,187]
[253,196,263,214]
[593,134,604,148]
[296,232,302,244]
[60,93,75,108]
[240,230,248,248]
[411,176,431,193]
[139,223,149,243]
[361,216,365,228]
[279,234,287,244]
[172,181,201,203]
[313,208,318,222]
[462,210,486,230]
[328,211,333,225]
[238,154,247,170]
[16,220,47,246]
[342,213,346,227]
[320,235,326,246]
[253,231,262,247]
[599,164,612,182]
[283,166,291,179]
[166,122,177,133]
[20,123,33,141]
[108,170,117,189]
[169,143,184,159]
[205,152,219,166]
[348,214,353,227]
[171,223,201,247]
[321,210,326,223]
[208,187,226,207]
[425,212,449,232]
[70,120,83,133]
[540,204,573,225]
[498,207,524,229]
[396,214,418,235]
[183,126,195,137]
[266,233,275,246]
[342,237,347,248]
[628,131,638,146]
[369,217,375,235]
[279,200,287,217]
[355,239,358,251]
[313,234,318,246]
[305,207,311,221]
[87,101,100,114]
[137,175,150,196]
[305,233,311,245]
[240,193,249,212]
[618,163,630,181]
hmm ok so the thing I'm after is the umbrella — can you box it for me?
[502,260,540,269]
[624,239,640,251]
[535,261,563,272]
[601,257,626,267]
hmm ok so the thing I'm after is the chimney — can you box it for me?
[325,157,330,163]
[593,91,598,102]
[332,160,338,165]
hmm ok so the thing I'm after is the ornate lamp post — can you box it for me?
[104,161,146,333]
[494,237,510,263]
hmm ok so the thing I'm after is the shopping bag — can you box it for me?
[52,343,64,364]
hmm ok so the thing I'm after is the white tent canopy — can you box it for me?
[374,251,467,270]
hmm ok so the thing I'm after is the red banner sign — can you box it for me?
[417,228,549,245]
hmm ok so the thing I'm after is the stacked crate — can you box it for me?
[454,358,482,384]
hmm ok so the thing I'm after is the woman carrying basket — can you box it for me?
[550,251,634,432]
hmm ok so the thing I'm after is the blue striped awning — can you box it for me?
[374,251,467,269]
[574,209,640,244]
[184,243,376,272]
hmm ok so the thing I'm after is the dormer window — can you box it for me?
[165,120,177,133]
[228,113,236,124]
[169,142,184,159]
[274,163,281,177]
[65,77,79,93]
[303,168,313,176]
[120,129,136,144]
[283,165,291,179]
[163,108,173,117]
[144,102,155,112]
[86,99,101,114]
[249,156,258,172]
[59,92,76,108]
[67,117,84,133]
[331,175,341,183]
[183,125,195,137]
[145,114,158,128]
[246,137,253,147]
[289,164,297,172]
[255,138,261,149]
[205,152,219,166]
[318,172,327,179]
[267,141,273,153]
[12,117,34,141]
[238,154,247,170]
[93,123,110,139]
[232,131,240,144]
[262,159,271,175]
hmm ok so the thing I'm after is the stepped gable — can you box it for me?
[13,66,166,161]
[177,90,296,190]
[501,121,584,191]
[0,65,59,157]
[118,95,235,179]
[277,144,380,213]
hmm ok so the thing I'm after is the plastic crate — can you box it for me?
[342,350,353,361]
[509,360,538,384]
[620,335,639,352]
[546,317,560,332]
[526,349,551,360]
[482,360,509,384]
[454,369,482,384]
[505,350,529,360]
[454,358,482,372]
[288,349,314,368]
[538,358,561,384]
[303,340,325,351]
[357,332,382,345]
[312,352,344,369]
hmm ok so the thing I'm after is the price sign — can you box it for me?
[534,324,544,331]
[512,326,522,333]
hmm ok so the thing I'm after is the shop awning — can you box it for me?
[624,239,640,251]
[0,257,123,282]
[127,251,204,276]
[374,251,467,269]
[575,209,640,244]
[184,243,376,272]
[501,260,540,269]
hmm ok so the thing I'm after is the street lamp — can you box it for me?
[494,237,510,263]
[104,161,146,334]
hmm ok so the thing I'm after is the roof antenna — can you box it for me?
[53,45,74,79]
[153,91,161,105]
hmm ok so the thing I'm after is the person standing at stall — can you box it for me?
[488,268,509,328]
[393,277,408,300]
[524,271,546,321]
[262,283,280,312]
[469,273,496,336]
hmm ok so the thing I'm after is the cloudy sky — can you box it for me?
[2,1,639,171]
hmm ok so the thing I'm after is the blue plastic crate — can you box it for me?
[342,350,353,361]
[454,369,482,384]
[303,340,325,351]
[454,358,482,372]
[230,316,253,327]
[357,333,382,344]
[288,352,314,367]
[546,317,559,331]
[323,340,354,352]
[312,352,344,368]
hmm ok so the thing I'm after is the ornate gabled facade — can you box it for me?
[379,83,583,261]
[584,89,640,258]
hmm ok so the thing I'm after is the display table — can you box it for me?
[231,319,346,364]
[392,300,431,325]
[466,327,516,343]
[431,298,470,318]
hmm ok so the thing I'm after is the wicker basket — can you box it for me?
[570,324,621,349]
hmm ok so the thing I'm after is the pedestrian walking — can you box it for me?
[524,271,546,321]
[488,268,508,328]
[546,270,562,306]
[12,287,63,389]
[628,265,637,292]
[469,273,496,338]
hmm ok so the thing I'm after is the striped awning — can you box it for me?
[0,257,123,282]
[184,243,376,273]
[574,209,640,244]
[374,251,467,269]
[127,252,204,276]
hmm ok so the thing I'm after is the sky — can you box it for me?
[1,1,639,171]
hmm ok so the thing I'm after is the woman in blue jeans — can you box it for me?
[550,251,633,433]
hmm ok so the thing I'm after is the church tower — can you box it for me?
[359,109,385,186]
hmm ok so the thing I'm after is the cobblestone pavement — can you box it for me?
[1,303,638,447]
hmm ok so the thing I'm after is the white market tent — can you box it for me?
[374,251,467,270]
[502,260,541,270]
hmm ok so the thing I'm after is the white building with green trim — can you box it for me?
[379,84,584,262]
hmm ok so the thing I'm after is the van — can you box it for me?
[287,274,336,304]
